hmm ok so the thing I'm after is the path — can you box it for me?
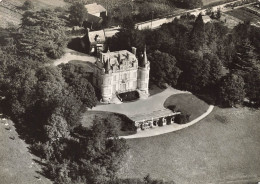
[53,48,97,66]
[120,105,214,139]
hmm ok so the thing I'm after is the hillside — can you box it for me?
[0,0,68,28]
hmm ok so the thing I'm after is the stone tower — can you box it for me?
[100,57,113,102]
[137,46,150,95]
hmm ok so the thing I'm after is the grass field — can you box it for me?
[202,0,237,6]
[119,107,260,183]
[202,0,224,5]
[0,0,68,28]
[164,93,209,121]
[226,7,260,24]
[0,119,51,184]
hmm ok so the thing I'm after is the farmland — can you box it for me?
[0,0,68,28]
[202,0,228,6]
[119,107,260,183]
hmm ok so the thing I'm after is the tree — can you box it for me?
[69,2,88,27]
[44,113,70,141]
[18,9,67,63]
[22,0,34,10]
[0,54,39,119]
[59,63,97,108]
[244,70,260,106]
[79,117,128,183]
[178,50,223,92]
[43,116,128,184]
[68,30,91,54]
[216,8,221,20]
[231,39,259,74]
[122,16,135,30]
[189,14,205,51]
[218,74,245,107]
[108,29,145,53]
[148,50,182,87]
[171,0,202,9]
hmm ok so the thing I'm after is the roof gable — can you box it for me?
[85,3,106,15]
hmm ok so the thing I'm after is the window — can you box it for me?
[121,84,126,91]
[133,81,137,88]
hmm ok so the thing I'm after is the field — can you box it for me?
[0,0,68,28]
[0,119,51,184]
[221,12,242,29]
[164,93,209,121]
[202,0,237,6]
[119,107,260,183]
[202,0,225,6]
[226,7,260,26]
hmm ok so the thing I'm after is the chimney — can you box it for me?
[131,47,137,56]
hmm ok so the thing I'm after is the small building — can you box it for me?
[92,47,150,103]
[85,3,107,18]
[84,3,107,30]
[202,15,212,23]
[129,109,181,131]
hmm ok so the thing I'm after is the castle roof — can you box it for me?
[104,59,111,73]
[101,50,137,67]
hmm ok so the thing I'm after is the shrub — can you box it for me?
[22,0,34,10]
[118,91,139,102]
[174,111,190,124]
[168,105,177,112]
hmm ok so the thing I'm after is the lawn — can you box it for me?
[164,93,209,121]
[226,7,260,24]
[119,107,260,183]
[202,0,237,7]
[0,119,52,184]
[202,0,225,6]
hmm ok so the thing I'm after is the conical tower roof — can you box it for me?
[105,58,111,73]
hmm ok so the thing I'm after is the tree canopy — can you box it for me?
[17,9,67,63]
[68,2,88,27]
[148,50,182,87]
[218,74,245,107]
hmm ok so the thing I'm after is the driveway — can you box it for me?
[91,87,190,117]
[53,48,97,66]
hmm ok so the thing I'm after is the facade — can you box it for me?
[93,47,150,102]
[129,109,181,131]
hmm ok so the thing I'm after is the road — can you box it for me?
[87,0,255,43]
